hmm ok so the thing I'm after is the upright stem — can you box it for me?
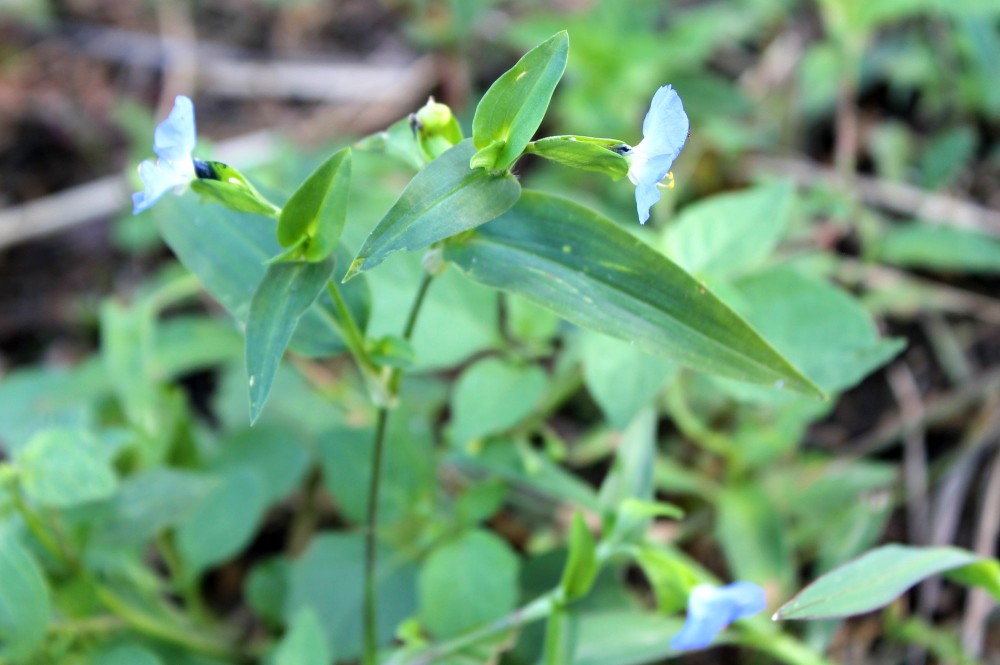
[362,272,434,665]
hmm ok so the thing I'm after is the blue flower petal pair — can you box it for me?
[670,582,767,651]
[132,95,198,214]
[626,85,690,224]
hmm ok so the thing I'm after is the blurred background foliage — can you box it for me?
[0,0,999,664]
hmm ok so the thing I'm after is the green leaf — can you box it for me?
[275,607,332,665]
[286,534,418,661]
[418,529,520,638]
[560,513,599,602]
[0,529,50,660]
[17,427,117,508]
[876,223,1000,274]
[156,197,368,358]
[662,182,794,280]
[472,31,569,172]
[716,484,794,591]
[527,136,629,179]
[93,469,213,546]
[176,468,267,579]
[246,257,335,424]
[571,610,683,665]
[776,545,982,620]
[946,558,1000,603]
[89,644,163,665]
[582,332,676,430]
[277,148,352,262]
[346,139,521,278]
[208,425,310,505]
[449,357,548,447]
[722,267,904,395]
[246,557,290,628]
[444,191,823,398]
[598,409,658,543]
[190,161,281,218]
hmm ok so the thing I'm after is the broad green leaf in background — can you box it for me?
[472,31,569,172]
[246,557,291,628]
[662,181,794,281]
[582,331,676,430]
[716,484,794,592]
[526,136,629,179]
[346,140,521,278]
[93,469,213,547]
[559,513,599,602]
[16,428,117,508]
[598,410,656,541]
[286,534,418,660]
[245,257,335,424]
[444,191,823,398]
[0,529,50,661]
[176,468,267,579]
[418,529,520,638]
[207,425,310,505]
[571,610,683,665]
[277,148,351,262]
[718,267,905,396]
[776,545,982,620]
[875,223,1000,274]
[89,644,163,665]
[275,607,332,665]
[449,357,549,447]
[100,300,158,434]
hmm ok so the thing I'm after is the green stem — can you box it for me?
[326,282,378,376]
[362,272,435,665]
[95,586,243,662]
[397,593,557,665]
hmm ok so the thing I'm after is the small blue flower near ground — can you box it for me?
[132,95,199,214]
[670,582,767,651]
[624,85,690,224]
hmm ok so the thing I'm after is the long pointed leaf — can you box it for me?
[443,191,823,397]
[346,140,520,279]
[246,257,335,423]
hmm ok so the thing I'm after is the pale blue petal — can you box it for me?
[669,582,767,651]
[153,95,197,164]
[634,177,662,225]
[132,159,188,214]
[640,85,689,159]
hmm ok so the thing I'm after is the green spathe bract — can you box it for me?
[277,148,352,262]
[190,161,281,218]
[471,31,569,172]
[346,139,521,279]
[444,191,824,398]
[527,135,630,180]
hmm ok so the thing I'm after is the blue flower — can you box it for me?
[132,95,199,214]
[669,582,767,651]
[624,85,689,224]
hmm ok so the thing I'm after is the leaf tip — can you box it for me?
[343,257,365,282]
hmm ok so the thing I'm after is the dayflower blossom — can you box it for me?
[620,85,690,224]
[669,582,767,651]
[132,95,205,214]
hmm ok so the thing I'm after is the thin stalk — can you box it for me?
[362,272,434,665]
[326,282,379,377]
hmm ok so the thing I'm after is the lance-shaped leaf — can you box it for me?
[157,198,368,357]
[345,139,520,279]
[776,545,984,620]
[472,31,569,172]
[277,148,352,262]
[443,191,823,397]
[246,256,335,423]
